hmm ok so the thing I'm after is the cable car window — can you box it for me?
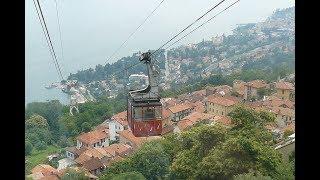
[133,106,162,120]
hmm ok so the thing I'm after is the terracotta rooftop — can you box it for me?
[82,157,104,171]
[161,98,178,108]
[111,111,128,126]
[77,129,109,145]
[275,81,294,90]
[168,103,193,114]
[193,101,205,113]
[39,174,59,180]
[66,146,88,156]
[246,101,263,109]
[263,96,295,109]
[177,119,194,131]
[284,123,295,132]
[269,106,295,117]
[246,80,267,89]
[162,108,171,119]
[177,112,215,130]
[103,143,133,157]
[233,80,246,95]
[214,116,232,126]
[179,89,206,102]
[75,153,92,165]
[31,164,58,177]
[207,95,237,107]
[118,130,146,147]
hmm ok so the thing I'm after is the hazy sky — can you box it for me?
[25,0,294,103]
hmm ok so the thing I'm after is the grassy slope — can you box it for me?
[25,145,61,175]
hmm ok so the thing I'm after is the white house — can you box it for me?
[76,129,109,149]
[109,111,128,141]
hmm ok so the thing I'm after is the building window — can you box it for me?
[282,90,285,94]
[221,111,223,115]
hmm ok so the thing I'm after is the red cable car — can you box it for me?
[127,52,162,137]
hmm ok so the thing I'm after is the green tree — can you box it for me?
[26,115,53,147]
[170,150,200,179]
[233,171,272,180]
[25,114,49,129]
[130,141,170,179]
[81,122,91,132]
[25,141,33,155]
[104,159,134,175]
[26,100,63,141]
[100,172,146,180]
[229,106,275,129]
[35,141,47,150]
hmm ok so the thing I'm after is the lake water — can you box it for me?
[25,0,294,105]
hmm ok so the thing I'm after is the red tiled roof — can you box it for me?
[162,108,171,119]
[275,81,294,90]
[177,112,214,130]
[269,106,295,117]
[214,116,232,126]
[207,96,237,107]
[161,98,178,108]
[168,103,193,114]
[39,174,59,180]
[284,123,295,132]
[77,129,109,145]
[193,101,205,113]
[233,80,246,96]
[118,130,146,147]
[111,111,128,126]
[82,157,104,171]
[263,96,294,109]
[75,153,92,165]
[66,146,88,156]
[103,143,133,157]
[246,80,267,89]
[31,164,58,176]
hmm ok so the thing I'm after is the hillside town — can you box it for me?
[60,7,294,100]
[28,76,295,179]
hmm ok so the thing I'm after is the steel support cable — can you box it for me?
[164,0,240,51]
[32,0,62,81]
[53,0,65,68]
[151,0,227,57]
[106,0,166,62]
[36,0,64,80]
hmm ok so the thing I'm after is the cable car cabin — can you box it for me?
[128,99,162,137]
[127,52,162,137]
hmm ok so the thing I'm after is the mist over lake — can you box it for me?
[25,0,294,104]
